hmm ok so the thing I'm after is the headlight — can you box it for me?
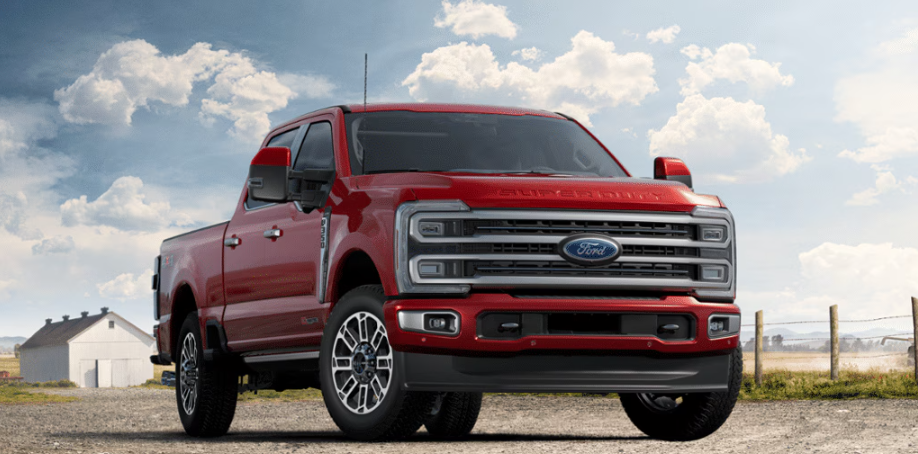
[699,225,726,242]
[395,201,471,294]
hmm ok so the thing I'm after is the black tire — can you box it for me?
[619,348,742,441]
[176,312,238,437]
[425,392,482,440]
[320,285,436,441]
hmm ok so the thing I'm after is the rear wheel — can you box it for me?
[320,285,436,441]
[619,348,742,441]
[425,392,482,439]
[176,313,238,437]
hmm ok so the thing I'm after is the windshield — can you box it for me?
[344,111,627,177]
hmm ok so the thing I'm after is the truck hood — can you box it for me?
[354,172,723,212]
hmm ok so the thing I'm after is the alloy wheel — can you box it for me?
[179,332,199,415]
[331,311,393,414]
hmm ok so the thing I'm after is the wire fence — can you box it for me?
[742,303,917,382]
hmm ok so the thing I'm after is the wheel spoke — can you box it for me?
[358,315,369,343]
[338,326,358,351]
[370,324,386,350]
[331,355,352,372]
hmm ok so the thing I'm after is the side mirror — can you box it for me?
[248,147,291,203]
[653,157,692,189]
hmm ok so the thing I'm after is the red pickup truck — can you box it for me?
[151,103,740,441]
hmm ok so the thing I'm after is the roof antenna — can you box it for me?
[361,53,368,176]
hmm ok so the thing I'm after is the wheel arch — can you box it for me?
[327,249,383,309]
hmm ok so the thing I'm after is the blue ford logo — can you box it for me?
[559,234,621,266]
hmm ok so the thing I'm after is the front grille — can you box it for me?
[464,219,694,239]
[466,260,694,279]
[460,243,698,257]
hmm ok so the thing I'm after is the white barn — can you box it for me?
[20,308,155,387]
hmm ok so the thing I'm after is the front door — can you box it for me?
[222,118,336,352]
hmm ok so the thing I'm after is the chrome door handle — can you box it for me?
[224,237,241,247]
[263,229,282,239]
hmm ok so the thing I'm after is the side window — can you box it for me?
[293,122,334,171]
[246,128,299,210]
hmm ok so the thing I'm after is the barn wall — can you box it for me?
[20,345,69,383]
[69,314,155,387]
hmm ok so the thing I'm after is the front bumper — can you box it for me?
[397,351,733,393]
[384,293,740,355]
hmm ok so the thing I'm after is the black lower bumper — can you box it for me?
[399,352,733,394]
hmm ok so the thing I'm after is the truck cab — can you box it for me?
[152,103,741,442]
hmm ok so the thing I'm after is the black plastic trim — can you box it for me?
[399,351,732,393]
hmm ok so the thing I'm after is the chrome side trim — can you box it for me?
[318,209,332,303]
[242,351,319,363]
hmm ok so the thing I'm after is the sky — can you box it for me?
[2,1,918,337]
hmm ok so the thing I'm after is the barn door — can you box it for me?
[79,360,97,388]
[112,359,129,387]
[97,360,112,388]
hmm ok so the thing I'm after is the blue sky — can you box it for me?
[2,1,918,336]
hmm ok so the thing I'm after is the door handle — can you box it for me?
[224,237,241,248]
[263,228,282,239]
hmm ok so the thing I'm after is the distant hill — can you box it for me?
[0,336,27,349]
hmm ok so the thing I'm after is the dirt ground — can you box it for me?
[2,388,918,454]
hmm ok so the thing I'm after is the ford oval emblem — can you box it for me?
[558,234,622,266]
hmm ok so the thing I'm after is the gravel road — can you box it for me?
[2,388,918,454]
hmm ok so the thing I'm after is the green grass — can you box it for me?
[0,380,78,405]
[740,370,918,401]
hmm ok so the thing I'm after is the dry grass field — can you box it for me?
[742,351,911,373]
[0,356,20,377]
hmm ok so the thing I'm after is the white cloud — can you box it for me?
[434,0,518,39]
[60,176,193,232]
[97,269,154,301]
[54,39,308,141]
[646,25,681,44]
[276,73,336,99]
[0,279,13,300]
[800,243,918,300]
[647,94,809,183]
[679,43,794,96]
[31,235,75,255]
[680,44,703,60]
[845,165,915,206]
[512,47,543,62]
[402,31,658,126]
[835,30,918,163]
[878,28,918,56]
[0,100,73,241]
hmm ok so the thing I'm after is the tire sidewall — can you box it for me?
[320,287,408,433]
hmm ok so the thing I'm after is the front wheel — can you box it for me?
[319,285,435,441]
[619,348,742,441]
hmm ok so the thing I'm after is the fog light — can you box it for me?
[397,310,460,336]
[708,314,740,339]
[710,320,725,332]
[700,225,726,242]
[700,265,727,281]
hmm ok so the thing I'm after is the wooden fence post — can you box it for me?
[830,304,839,380]
[911,297,918,383]
[755,310,763,387]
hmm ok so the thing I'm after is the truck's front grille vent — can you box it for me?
[621,245,698,257]
[459,243,698,257]
[466,260,694,279]
[464,219,694,239]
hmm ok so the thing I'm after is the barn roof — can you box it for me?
[20,311,152,349]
